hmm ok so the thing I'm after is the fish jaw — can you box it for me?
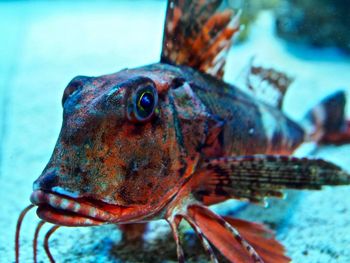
[30,190,166,226]
[31,190,116,226]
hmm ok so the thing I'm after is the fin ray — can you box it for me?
[239,58,294,109]
[223,217,290,263]
[186,204,270,262]
[191,155,350,204]
[161,0,240,79]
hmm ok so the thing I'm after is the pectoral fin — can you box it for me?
[167,200,291,262]
[183,204,290,263]
[191,155,350,204]
[223,217,290,263]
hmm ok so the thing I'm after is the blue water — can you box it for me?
[1,1,349,262]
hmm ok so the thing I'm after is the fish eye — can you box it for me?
[127,83,158,122]
[137,91,154,116]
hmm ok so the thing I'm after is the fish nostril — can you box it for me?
[33,170,59,192]
[62,75,92,106]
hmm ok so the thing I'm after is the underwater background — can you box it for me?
[0,0,349,262]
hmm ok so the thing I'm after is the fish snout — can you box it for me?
[33,168,82,201]
[33,169,59,192]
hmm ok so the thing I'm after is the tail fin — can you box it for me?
[303,90,350,145]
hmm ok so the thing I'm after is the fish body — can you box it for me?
[164,64,305,156]
[16,1,350,263]
[32,62,304,221]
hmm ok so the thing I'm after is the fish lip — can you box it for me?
[30,188,176,226]
[36,204,106,226]
[31,190,125,226]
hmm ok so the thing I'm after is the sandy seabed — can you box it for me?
[1,1,350,262]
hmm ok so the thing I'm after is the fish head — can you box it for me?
[31,64,210,226]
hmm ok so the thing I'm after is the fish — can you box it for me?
[15,0,350,262]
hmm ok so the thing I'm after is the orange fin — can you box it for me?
[240,58,294,109]
[223,217,291,263]
[161,0,241,79]
[191,155,350,205]
[185,204,266,262]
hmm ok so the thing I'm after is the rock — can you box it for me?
[275,0,350,53]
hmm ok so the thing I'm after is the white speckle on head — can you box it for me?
[100,183,108,191]
[248,128,255,135]
[102,196,115,204]
[52,186,80,198]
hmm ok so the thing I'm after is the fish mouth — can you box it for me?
[30,190,133,226]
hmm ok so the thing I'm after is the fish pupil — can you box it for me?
[140,92,153,111]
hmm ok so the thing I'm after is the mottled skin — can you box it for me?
[32,63,304,224]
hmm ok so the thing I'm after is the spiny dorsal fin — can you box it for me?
[242,58,294,109]
[161,0,241,79]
